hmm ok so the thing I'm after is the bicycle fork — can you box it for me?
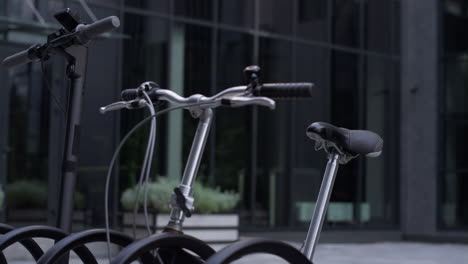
[164,108,214,232]
[302,152,341,261]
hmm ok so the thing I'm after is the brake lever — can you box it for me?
[221,96,276,110]
[99,99,146,114]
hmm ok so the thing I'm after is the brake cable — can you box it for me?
[103,101,213,262]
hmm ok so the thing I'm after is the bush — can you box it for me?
[6,180,48,209]
[121,177,240,214]
[5,180,84,209]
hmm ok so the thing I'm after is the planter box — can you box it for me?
[6,208,87,229]
[122,212,239,247]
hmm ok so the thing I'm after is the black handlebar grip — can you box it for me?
[121,89,141,101]
[253,83,314,98]
[2,47,38,68]
[121,89,159,101]
[75,16,120,44]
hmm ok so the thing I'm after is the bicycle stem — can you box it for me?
[302,152,340,261]
[165,108,214,232]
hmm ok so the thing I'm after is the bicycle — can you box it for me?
[200,122,383,264]
[35,65,314,263]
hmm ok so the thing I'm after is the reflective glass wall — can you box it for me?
[440,0,468,230]
[117,0,401,229]
[0,0,400,230]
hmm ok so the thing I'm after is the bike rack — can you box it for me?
[0,225,97,263]
[36,229,153,264]
[110,232,216,264]
[0,224,42,262]
[204,238,312,264]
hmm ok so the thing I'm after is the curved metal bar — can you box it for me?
[37,229,153,264]
[0,225,97,264]
[204,238,312,264]
[154,86,251,108]
[0,223,15,234]
[203,86,246,100]
[0,251,6,264]
[0,223,44,261]
[110,232,216,264]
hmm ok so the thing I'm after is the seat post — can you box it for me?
[302,152,340,261]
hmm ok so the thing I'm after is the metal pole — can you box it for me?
[56,45,88,233]
[165,108,214,231]
[303,153,340,261]
[180,109,213,190]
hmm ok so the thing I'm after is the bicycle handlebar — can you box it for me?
[2,16,120,68]
[2,45,41,68]
[74,16,120,45]
[253,83,313,98]
[102,81,314,114]
[120,86,274,109]
[121,83,313,101]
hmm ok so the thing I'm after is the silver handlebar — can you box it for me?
[99,85,276,113]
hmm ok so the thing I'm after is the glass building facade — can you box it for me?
[440,0,468,230]
[0,0,465,240]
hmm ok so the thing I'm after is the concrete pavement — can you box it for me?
[3,241,468,263]
[233,242,468,264]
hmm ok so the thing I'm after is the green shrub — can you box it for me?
[6,180,48,209]
[5,180,84,209]
[121,177,240,214]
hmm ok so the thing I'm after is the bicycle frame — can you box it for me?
[165,108,214,231]
[302,152,340,261]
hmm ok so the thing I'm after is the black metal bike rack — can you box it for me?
[110,232,216,264]
[0,225,97,263]
[0,224,42,262]
[36,229,154,264]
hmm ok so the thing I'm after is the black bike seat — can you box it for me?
[306,122,383,157]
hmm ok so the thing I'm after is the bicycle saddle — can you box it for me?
[306,122,383,157]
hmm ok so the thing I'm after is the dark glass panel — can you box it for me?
[289,44,330,227]
[363,0,395,53]
[4,1,36,21]
[88,0,120,5]
[122,14,168,87]
[445,121,468,170]
[255,38,292,227]
[441,0,468,231]
[181,24,212,96]
[332,0,360,48]
[4,62,50,224]
[444,0,468,53]
[296,0,329,41]
[444,57,468,114]
[441,172,468,228]
[363,56,398,226]
[125,0,169,13]
[119,13,169,202]
[331,51,359,128]
[174,0,213,21]
[215,31,253,225]
[0,1,5,16]
[219,0,254,28]
[179,24,213,177]
[259,0,293,35]
[330,50,359,225]
[47,0,66,21]
[392,0,401,54]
